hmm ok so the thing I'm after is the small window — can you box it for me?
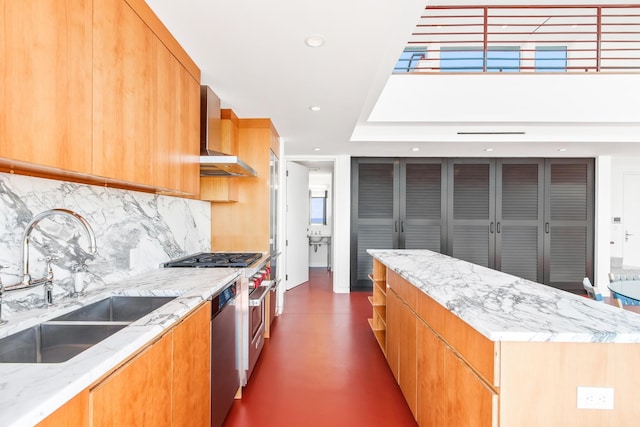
[535,46,567,72]
[486,47,520,72]
[440,47,484,72]
[310,192,327,225]
[394,47,427,73]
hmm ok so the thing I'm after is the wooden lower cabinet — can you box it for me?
[416,320,444,427]
[172,301,211,427]
[37,389,89,427]
[91,332,173,426]
[89,301,211,427]
[444,347,497,427]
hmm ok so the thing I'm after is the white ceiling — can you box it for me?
[146,0,640,159]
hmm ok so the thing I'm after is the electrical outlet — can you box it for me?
[577,386,614,410]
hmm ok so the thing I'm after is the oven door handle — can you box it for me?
[249,286,270,306]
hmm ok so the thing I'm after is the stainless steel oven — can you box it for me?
[247,285,268,380]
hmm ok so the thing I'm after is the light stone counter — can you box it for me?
[0,267,242,427]
[368,249,640,343]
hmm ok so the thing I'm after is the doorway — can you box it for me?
[284,159,335,292]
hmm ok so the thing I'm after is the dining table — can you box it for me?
[607,279,640,303]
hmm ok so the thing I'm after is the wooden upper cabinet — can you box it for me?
[93,0,201,194]
[93,0,155,187]
[0,0,93,173]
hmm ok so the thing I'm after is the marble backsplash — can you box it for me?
[0,173,210,315]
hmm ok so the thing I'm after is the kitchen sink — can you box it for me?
[0,323,127,363]
[51,296,176,322]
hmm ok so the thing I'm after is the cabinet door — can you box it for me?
[173,302,211,427]
[495,160,544,282]
[445,347,497,427]
[178,68,201,195]
[543,159,595,292]
[398,297,417,418]
[351,158,399,290]
[417,320,445,427]
[93,0,155,187]
[37,389,88,427]
[447,160,496,267]
[91,332,172,427]
[385,287,400,381]
[0,0,92,173]
[400,159,447,252]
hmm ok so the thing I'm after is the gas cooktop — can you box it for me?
[163,252,262,268]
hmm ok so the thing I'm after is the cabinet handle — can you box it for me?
[545,222,550,234]
[490,222,494,234]
[401,221,404,233]
[394,221,398,233]
[496,222,501,233]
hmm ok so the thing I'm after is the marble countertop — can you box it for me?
[368,249,640,344]
[0,266,244,427]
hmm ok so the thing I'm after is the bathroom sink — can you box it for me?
[0,323,126,363]
[51,296,176,322]
[308,235,330,244]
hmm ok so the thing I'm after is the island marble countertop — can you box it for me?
[0,266,245,427]
[368,249,640,344]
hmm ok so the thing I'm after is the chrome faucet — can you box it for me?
[17,209,97,290]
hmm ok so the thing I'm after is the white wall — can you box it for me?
[609,157,640,260]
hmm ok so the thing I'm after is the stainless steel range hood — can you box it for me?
[200,86,257,177]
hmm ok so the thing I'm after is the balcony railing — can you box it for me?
[395,4,640,73]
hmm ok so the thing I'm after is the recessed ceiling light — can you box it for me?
[501,25,508,29]
[411,147,419,152]
[313,147,321,151]
[309,106,321,112]
[484,148,494,152]
[558,148,568,152]
[304,34,326,48]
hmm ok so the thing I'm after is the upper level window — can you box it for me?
[440,47,483,72]
[535,46,567,72]
[394,47,427,73]
[486,47,520,72]
[440,47,520,72]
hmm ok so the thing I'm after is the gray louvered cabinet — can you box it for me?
[543,159,594,292]
[351,158,446,290]
[447,159,496,268]
[352,157,594,292]
[495,159,545,283]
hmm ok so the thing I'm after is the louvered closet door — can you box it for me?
[400,160,446,251]
[543,159,594,292]
[448,160,495,267]
[495,160,544,282]
[351,159,399,290]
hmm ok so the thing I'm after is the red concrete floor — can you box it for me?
[223,268,417,427]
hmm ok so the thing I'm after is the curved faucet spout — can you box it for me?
[20,209,97,287]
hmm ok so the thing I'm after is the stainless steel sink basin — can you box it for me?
[0,323,126,363]
[51,296,176,322]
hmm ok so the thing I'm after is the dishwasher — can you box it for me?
[211,281,239,427]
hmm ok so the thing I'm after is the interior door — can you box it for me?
[285,161,309,290]
[623,173,640,268]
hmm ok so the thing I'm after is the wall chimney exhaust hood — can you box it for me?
[200,86,257,177]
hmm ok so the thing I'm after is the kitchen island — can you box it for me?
[0,267,245,427]
[368,249,640,427]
